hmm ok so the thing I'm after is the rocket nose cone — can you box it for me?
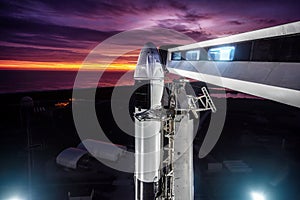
[134,42,164,80]
[137,42,161,66]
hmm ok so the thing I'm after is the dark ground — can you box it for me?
[0,83,300,200]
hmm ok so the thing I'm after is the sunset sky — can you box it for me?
[0,0,299,70]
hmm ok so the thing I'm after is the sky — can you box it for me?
[0,0,299,70]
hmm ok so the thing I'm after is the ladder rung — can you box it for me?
[166,171,174,176]
[164,134,174,138]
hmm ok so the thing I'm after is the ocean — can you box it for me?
[0,70,135,94]
[0,69,262,99]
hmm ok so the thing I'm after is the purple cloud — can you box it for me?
[0,0,299,65]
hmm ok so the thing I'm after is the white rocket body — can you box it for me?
[134,42,164,200]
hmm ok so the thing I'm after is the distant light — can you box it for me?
[6,196,24,200]
[250,191,266,200]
